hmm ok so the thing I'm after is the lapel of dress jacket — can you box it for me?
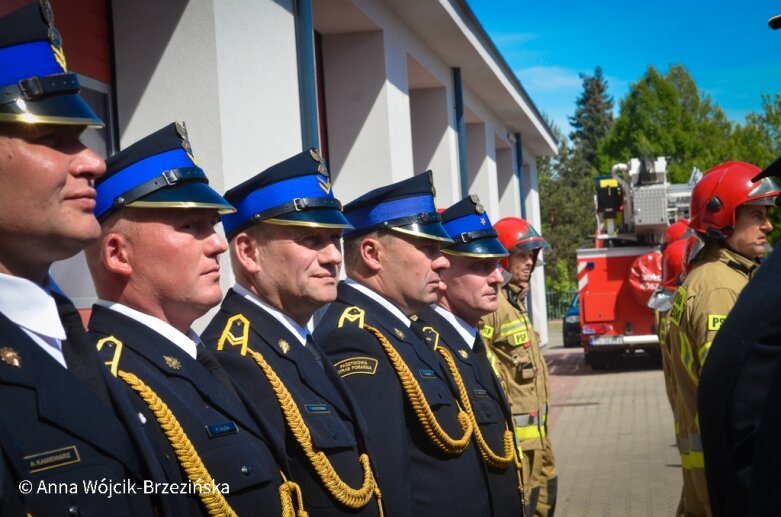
[339,283,447,378]
[224,292,352,418]
[473,333,513,423]
[88,306,261,437]
[0,312,145,477]
[418,308,514,424]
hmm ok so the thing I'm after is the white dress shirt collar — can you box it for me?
[233,283,309,345]
[345,277,411,327]
[95,300,200,359]
[432,304,477,349]
[0,273,66,340]
[0,273,67,366]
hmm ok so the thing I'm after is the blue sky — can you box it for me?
[466,1,781,139]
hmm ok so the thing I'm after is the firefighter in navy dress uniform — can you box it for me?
[85,123,303,516]
[415,195,526,516]
[313,173,493,516]
[201,149,383,516]
[0,2,169,515]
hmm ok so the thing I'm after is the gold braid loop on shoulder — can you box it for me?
[246,348,384,515]
[118,370,306,517]
[361,323,473,455]
[435,346,526,505]
[435,346,516,468]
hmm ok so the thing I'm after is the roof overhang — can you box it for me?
[313,0,558,157]
[384,0,558,156]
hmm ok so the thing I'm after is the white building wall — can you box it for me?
[465,123,501,221]
[409,87,460,207]
[497,146,520,217]
[321,31,394,200]
[213,0,302,181]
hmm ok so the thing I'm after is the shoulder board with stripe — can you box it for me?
[217,314,250,356]
[338,306,365,329]
[95,336,124,378]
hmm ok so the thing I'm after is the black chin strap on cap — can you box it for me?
[249,196,342,223]
[0,73,80,106]
[449,228,498,244]
[108,166,206,215]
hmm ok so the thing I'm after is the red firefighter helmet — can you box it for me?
[494,217,549,269]
[661,218,689,251]
[689,161,780,239]
[661,238,688,290]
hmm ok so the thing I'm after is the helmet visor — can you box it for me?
[746,176,781,205]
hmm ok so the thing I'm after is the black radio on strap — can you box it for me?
[249,196,342,223]
[112,166,206,209]
[0,73,80,105]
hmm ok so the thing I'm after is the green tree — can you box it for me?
[539,123,595,292]
[729,93,781,243]
[569,66,614,170]
[729,93,781,165]
[597,65,733,183]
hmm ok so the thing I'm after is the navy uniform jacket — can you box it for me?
[0,301,163,516]
[201,289,381,516]
[417,306,524,517]
[698,246,781,517]
[313,282,492,517]
[88,305,288,516]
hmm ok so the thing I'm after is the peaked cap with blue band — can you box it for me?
[95,122,234,220]
[0,0,102,127]
[221,148,352,240]
[440,194,508,258]
[342,171,452,242]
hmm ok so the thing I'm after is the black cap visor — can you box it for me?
[265,208,354,229]
[128,182,235,214]
[391,221,453,243]
[0,91,103,127]
[443,237,509,258]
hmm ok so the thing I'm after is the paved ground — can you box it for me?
[544,321,681,516]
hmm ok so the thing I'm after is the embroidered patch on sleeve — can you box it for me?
[707,314,726,331]
[334,356,378,377]
[513,331,529,346]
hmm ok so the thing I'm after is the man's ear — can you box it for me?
[360,236,383,273]
[102,232,132,278]
[233,232,262,274]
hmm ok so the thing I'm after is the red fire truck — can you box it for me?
[576,157,694,369]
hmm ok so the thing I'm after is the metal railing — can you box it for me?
[546,289,578,320]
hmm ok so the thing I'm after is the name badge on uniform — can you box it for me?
[419,369,436,380]
[26,445,80,474]
[205,421,239,439]
[473,388,488,398]
[304,404,331,415]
